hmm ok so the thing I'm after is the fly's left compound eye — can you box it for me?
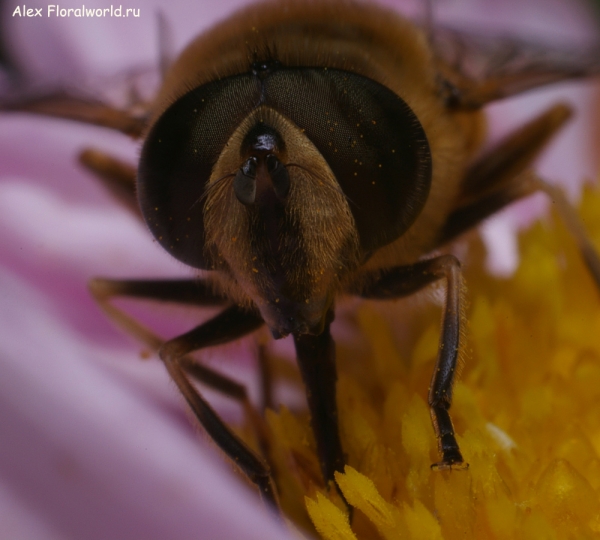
[137,75,262,270]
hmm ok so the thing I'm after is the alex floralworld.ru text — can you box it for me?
[12,5,141,17]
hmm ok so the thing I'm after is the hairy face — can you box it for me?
[204,107,360,337]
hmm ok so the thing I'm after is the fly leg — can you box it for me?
[89,278,227,353]
[535,179,600,290]
[258,343,275,412]
[0,91,146,136]
[439,102,572,244]
[78,149,140,217]
[438,101,600,292]
[293,315,345,487]
[89,278,279,508]
[159,306,278,507]
[352,255,467,469]
[294,316,353,517]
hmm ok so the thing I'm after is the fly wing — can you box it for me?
[431,26,600,109]
[0,8,174,138]
[0,89,147,137]
[0,63,160,137]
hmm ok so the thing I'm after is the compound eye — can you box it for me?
[137,74,261,270]
[263,68,432,252]
[233,157,258,205]
[266,154,290,200]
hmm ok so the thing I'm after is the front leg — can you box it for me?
[352,255,467,469]
[89,278,279,506]
[159,306,279,507]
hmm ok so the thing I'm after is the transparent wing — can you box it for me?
[0,64,159,137]
[431,26,600,109]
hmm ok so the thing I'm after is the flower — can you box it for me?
[300,185,600,539]
[0,0,598,538]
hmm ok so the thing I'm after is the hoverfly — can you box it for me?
[2,0,600,522]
